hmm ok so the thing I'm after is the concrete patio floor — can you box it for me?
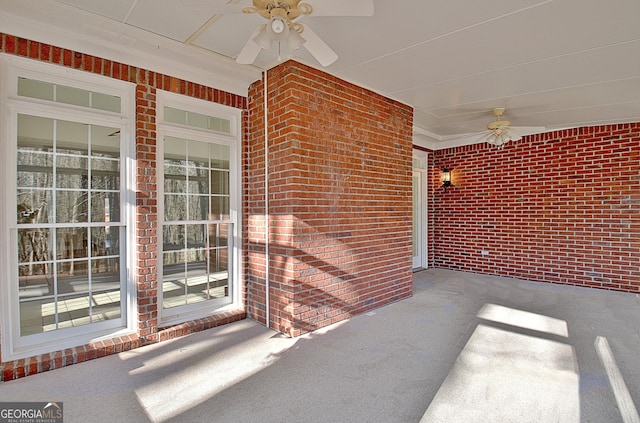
[2,268,639,422]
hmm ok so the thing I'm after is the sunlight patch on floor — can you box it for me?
[595,336,640,423]
[477,303,569,338]
[422,305,579,423]
[131,324,298,422]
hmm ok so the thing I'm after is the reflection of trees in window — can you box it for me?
[17,204,51,278]
[162,137,232,308]
[16,120,121,280]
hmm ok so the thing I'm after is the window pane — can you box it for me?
[56,84,90,108]
[91,156,119,177]
[91,226,120,257]
[210,144,230,170]
[208,247,228,272]
[189,140,209,167]
[18,114,54,151]
[208,246,229,299]
[164,224,185,251]
[165,137,187,162]
[91,289,121,321]
[210,117,231,134]
[57,260,89,295]
[18,150,54,167]
[188,195,210,221]
[210,196,230,220]
[91,92,121,113]
[91,159,120,190]
[91,192,120,223]
[164,107,186,125]
[211,170,229,195]
[18,78,54,101]
[165,194,187,221]
[18,263,54,300]
[57,156,89,189]
[18,262,56,334]
[18,150,53,166]
[164,163,186,178]
[186,252,208,304]
[93,131,120,157]
[18,228,52,264]
[163,250,185,309]
[165,174,187,194]
[20,298,54,335]
[57,293,91,330]
[186,224,206,248]
[208,223,230,248]
[57,120,88,153]
[18,152,54,189]
[186,111,209,130]
[188,176,210,195]
[163,249,185,268]
[17,190,53,224]
[92,259,120,292]
[56,190,88,223]
[56,228,89,260]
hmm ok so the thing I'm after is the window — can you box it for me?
[158,92,241,325]
[0,55,135,360]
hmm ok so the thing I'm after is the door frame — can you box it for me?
[412,149,428,269]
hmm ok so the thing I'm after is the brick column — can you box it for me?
[247,61,414,336]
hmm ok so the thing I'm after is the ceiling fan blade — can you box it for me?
[236,25,264,64]
[300,25,338,66]
[213,4,245,14]
[473,130,492,143]
[307,0,374,16]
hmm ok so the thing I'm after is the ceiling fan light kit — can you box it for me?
[252,25,273,49]
[265,7,290,40]
[286,26,306,51]
[485,131,513,148]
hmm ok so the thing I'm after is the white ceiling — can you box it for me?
[2,0,640,149]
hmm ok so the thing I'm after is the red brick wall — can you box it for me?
[431,124,640,292]
[246,61,414,337]
[0,33,247,381]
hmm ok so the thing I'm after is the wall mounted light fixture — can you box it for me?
[442,168,452,192]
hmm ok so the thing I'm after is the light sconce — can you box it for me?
[441,168,452,192]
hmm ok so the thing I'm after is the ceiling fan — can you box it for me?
[482,107,544,148]
[233,0,374,66]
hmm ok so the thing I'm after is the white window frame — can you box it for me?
[0,55,137,361]
[157,90,242,326]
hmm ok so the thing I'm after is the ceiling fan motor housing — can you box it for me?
[249,0,311,20]
[487,120,511,130]
[487,107,510,130]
